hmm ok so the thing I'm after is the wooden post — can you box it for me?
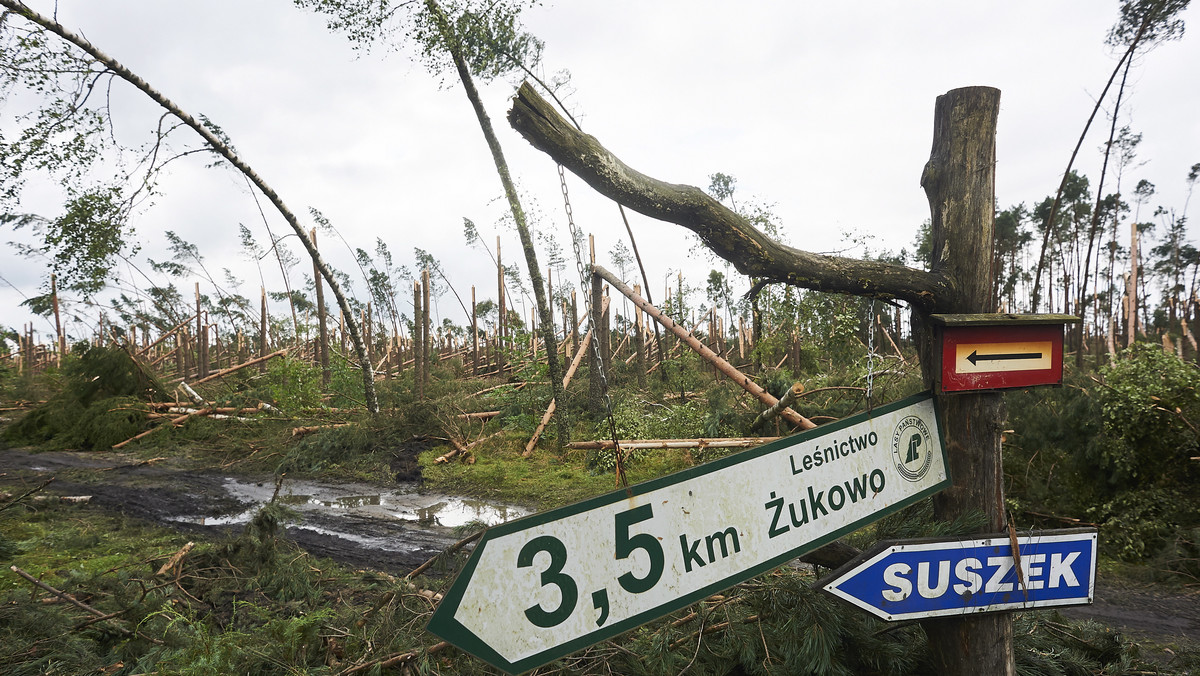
[312,228,331,388]
[915,86,1013,676]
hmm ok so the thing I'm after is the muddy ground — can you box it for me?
[0,446,519,576]
[1,446,1197,645]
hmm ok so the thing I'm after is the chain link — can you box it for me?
[559,164,626,486]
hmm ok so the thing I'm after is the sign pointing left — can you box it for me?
[965,350,1043,366]
[428,393,949,673]
[817,529,1096,621]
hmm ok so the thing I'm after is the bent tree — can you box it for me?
[0,0,380,413]
[510,83,1014,675]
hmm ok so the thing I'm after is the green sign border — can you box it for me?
[427,391,949,674]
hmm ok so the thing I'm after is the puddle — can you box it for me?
[173,478,530,531]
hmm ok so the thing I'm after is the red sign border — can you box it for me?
[936,323,1064,393]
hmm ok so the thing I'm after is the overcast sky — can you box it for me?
[3,1,1199,343]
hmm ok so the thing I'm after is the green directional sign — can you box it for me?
[428,392,949,674]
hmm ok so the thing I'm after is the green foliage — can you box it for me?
[259,355,322,413]
[3,344,161,450]
[1094,344,1200,486]
[1007,348,1200,573]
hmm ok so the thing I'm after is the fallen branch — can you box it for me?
[406,529,485,579]
[0,477,55,514]
[112,408,213,449]
[170,348,288,386]
[9,565,163,644]
[337,642,451,676]
[436,431,503,464]
[156,542,195,577]
[456,410,499,421]
[291,423,352,438]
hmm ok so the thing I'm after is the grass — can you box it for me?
[418,431,698,510]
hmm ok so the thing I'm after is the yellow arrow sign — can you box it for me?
[955,341,1051,374]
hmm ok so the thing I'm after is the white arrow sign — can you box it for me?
[428,393,949,674]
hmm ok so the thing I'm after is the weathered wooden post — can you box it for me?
[915,86,1013,675]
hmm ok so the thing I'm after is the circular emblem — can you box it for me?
[891,415,933,482]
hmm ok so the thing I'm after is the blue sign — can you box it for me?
[817,529,1096,621]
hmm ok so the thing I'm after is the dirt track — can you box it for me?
[1,447,1197,643]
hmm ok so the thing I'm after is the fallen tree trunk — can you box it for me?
[592,265,816,430]
[568,437,780,451]
[750,382,804,430]
[291,423,352,438]
[436,430,503,465]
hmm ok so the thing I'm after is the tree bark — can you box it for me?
[0,0,380,413]
[916,86,1014,676]
[508,83,947,308]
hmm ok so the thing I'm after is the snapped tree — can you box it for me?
[296,0,568,444]
[0,0,381,413]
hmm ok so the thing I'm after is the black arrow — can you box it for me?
[967,350,1043,366]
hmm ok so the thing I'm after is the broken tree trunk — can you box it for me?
[189,348,288,387]
[592,265,815,430]
[915,86,1013,675]
[750,382,804,430]
[524,297,607,456]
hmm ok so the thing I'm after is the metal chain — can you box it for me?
[558,164,627,486]
[866,299,876,410]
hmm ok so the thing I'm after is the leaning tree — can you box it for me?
[0,0,381,412]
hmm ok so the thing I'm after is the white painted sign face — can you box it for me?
[427,393,949,674]
[817,530,1096,621]
[954,341,1052,374]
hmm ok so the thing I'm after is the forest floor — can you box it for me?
[1,445,1197,648]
